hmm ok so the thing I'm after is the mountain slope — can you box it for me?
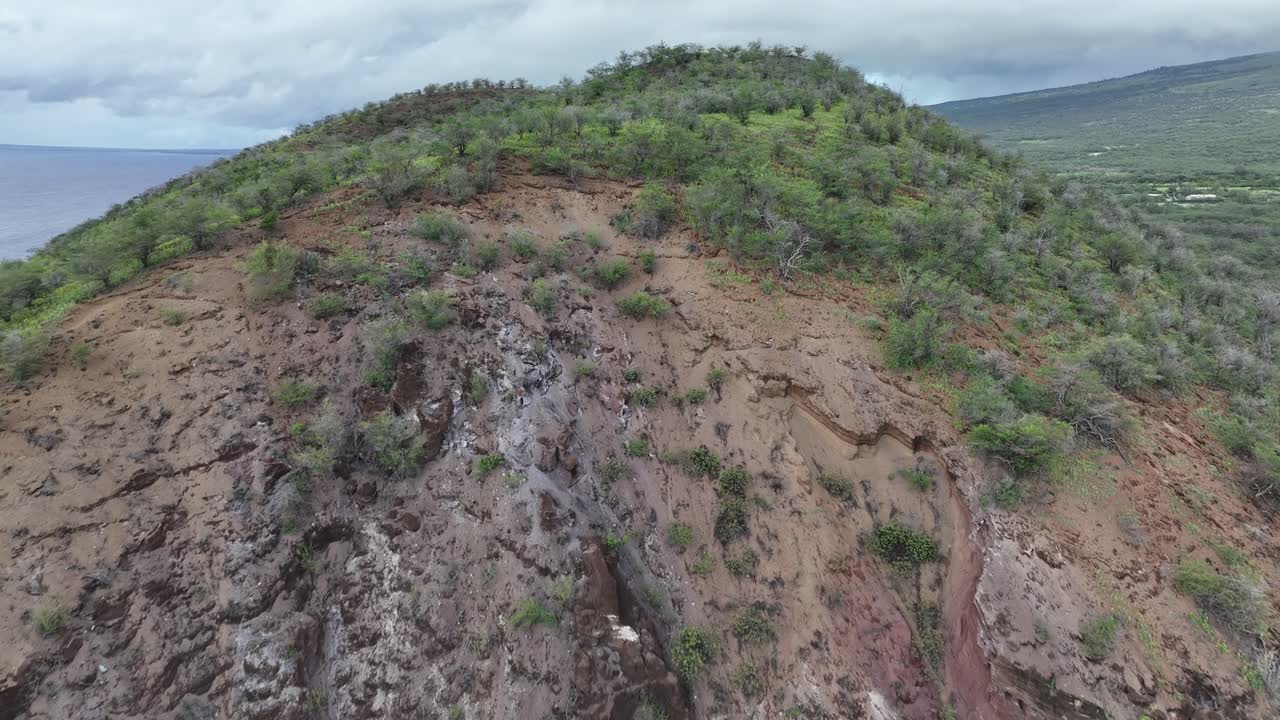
[931,51,1280,175]
[2,44,1279,720]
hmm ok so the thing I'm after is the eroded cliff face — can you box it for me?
[1,174,1269,719]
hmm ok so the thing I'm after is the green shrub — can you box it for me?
[1080,334,1156,392]
[690,547,716,575]
[622,367,642,382]
[732,607,775,644]
[511,599,557,628]
[715,495,750,544]
[969,414,1072,475]
[667,522,693,551]
[732,663,764,697]
[724,549,758,577]
[617,292,672,319]
[328,247,373,279]
[1079,613,1122,661]
[407,289,454,330]
[718,467,751,496]
[574,359,597,379]
[604,532,629,553]
[683,446,721,477]
[639,249,657,274]
[631,183,677,239]
[32,607,67,637]
[705,367,728,390]
[898,467,934,491]
[359,409,425,478]
[630,385,663,407]
[684,388,707,404]
[624,438,649,457]
[475,242,500,271]
[1174,559,1262,634]
[413,212,467,245]
[272,377,321,408]
[817,472,854,502]
[70,342,92,368]
[363,316,412,391]
[671,626,717,680]
[954,375,1017,428]
[582,229,605,251]
[508,229,538,260]
[468,371,490,404]
[594,259,631,289]
[1,329,49,383]
[883,309,949,369]
[308,292,349,319]
[865,522,940,569]
[528,279,557,316]
[450,261,477,278]
[244,241,298,299]
[160,308,185,326]
[477,453,505,473]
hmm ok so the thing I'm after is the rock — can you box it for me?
[415,395,453,459]
[399,512,421,532]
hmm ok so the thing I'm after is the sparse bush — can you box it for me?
[731,663,764,697]
[1079,613,1122,661]
[328,247,373,279]
[969,414,1072,475]
[1,329,49,383]
[308,292,349,319]
[684,388,707,404]
[671,626,717,680]
[365,139,423,207]
[70,342,92,368]
[624,438,649,457]
[865,522,940,570]
[617,291,672,319]
[406,289,454,330]
[1174,559,1263,635]
[639,249,657,274]
[1080,334,1156,392]
[272,377,321,409]
[597,456,630,483]
[450,261,477,279]
[160,308,184,325]
[954,375,1018,428]
[511,598,557,628]
[724,549,758,577]
[1043,363,1130,448]
[898,467,934,491]
[817,472,855,502]
[528,279,557,316]
[508,229,538,260]
[363,316,412,391]
[359,409,425,478]
[244,241,298,299]
[574,359,597,379]
[475,242,500,271]
[413,213,467,245]
[623,366,642,382]
[630,385,663,407]
[468,371,489,405]
[594,259,631,289]
[667,522,693,551]
[683,446,721,477]
[628,183,677,239]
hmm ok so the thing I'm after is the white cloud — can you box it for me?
[1,0,1277,147]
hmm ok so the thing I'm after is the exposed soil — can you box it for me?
[2,172,1274,719]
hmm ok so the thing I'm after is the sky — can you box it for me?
[2,1,1278,150]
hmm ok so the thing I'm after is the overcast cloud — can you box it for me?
[2,0,1278,149]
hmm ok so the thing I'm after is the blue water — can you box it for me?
[0,144,235,261]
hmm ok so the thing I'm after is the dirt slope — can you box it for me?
[1,172,1272,719]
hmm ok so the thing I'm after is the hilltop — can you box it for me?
[931,50,1280,176]
[2,44,1279,720]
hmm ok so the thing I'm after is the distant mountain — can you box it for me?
[931,51,1280,176]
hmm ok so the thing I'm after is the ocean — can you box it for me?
[0,144,235,261]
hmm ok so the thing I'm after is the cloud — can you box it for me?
[1,0,1277,147]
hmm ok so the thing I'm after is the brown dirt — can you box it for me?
[1,171,1274,720]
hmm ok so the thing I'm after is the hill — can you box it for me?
[2,44,1279,720]
[931,51,1280,176]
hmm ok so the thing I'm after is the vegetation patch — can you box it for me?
[816,472,855,502]
[510,599,557,628]
[1079,612,1122,661]
[865,522,940,570]
[671,626,717,680]
[617,291,671,319]
[1174,559,1263,635]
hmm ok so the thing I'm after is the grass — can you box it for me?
[623,437,649,457]
[667,522,693,551]
[476,453,505,473]
[32,607,67,636]
[574,359,597,379]
[160,308,185,326]
[1174,559,1263,635]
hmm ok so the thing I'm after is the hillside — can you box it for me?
[931,51,1280,176]
[3,44,1280,720]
